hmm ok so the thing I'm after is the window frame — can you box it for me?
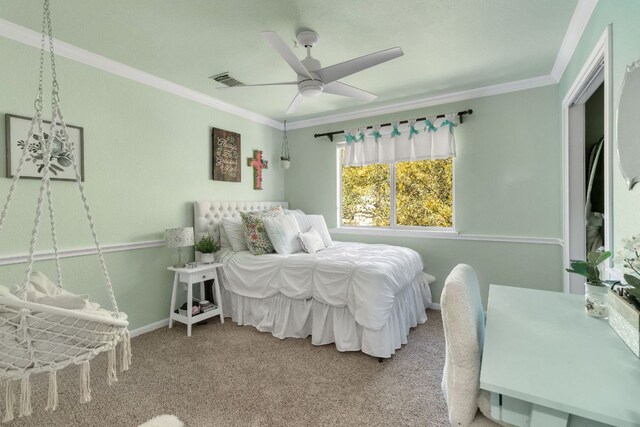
[336,144,457,233]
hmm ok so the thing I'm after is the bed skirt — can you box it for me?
[220,273,434,358]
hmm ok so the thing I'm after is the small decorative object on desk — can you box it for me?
[611,237,640,357]
[566,250,613,318]
[194,234,219,264]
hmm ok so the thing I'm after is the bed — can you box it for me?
[194,201,434,358]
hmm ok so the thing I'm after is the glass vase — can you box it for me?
[584,283,608,318]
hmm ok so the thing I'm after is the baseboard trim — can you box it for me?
[0,239,165,266]
[429,303,441,310]
[130,318,169,338]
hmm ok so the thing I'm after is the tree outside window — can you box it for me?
[341,150,453,228]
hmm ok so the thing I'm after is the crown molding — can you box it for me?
[550,0,599,82]
[286,74,557,130]
[0,18,283,130]
[1,4,583,133]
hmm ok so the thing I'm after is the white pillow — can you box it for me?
[219,224,231,248]
[29,271,62,296]
[0,285,18,300]
[295,215,332,248]
[263,215,302,255]
[222,217,248,252]
[297,228,325,254]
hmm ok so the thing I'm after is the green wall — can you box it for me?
[285,85,563,304]
[559,0,640,258]
[0,37,285,330]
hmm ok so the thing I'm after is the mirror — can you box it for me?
[617,60,640,190]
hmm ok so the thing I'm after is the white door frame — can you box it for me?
[562,25,613,293]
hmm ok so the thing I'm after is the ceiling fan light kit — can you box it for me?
[217,29,404,114]
[298,79,323,97]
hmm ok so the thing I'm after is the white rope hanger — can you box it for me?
[0,0,131,421]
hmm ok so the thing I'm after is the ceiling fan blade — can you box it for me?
[261,31,313,80]
[217,82,297,90]
[316,47,404,84]
[323,81,377,102]
[286,92,303,114]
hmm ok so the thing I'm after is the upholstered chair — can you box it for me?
[440,264,504,427]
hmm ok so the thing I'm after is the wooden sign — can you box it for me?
[212,128,241,182]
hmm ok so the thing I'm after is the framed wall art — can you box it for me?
[5,114,84,181]
[212,127,241,182]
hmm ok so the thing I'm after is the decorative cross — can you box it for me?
[247,149,268,190]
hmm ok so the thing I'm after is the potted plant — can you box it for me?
[611,236,640,357]
[194,235,219,264]
[566,250,612,318]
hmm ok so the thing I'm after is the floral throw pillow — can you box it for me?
[240,207,284,255]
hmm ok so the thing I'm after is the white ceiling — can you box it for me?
[0,0,588,125]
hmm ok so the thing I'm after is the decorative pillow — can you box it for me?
[222,217,248,252]
[297,228,325,254]
[295,215,333,248]
[263,215,302,255]
[240,207,284,255]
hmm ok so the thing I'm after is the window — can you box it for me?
[339,147,454,230]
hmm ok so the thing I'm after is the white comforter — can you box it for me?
[217,241,427,331]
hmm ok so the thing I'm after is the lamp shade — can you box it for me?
[165,227,194,248]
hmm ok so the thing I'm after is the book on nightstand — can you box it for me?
[199,300,218,313]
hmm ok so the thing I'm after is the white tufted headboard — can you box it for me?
[193,200,289,244]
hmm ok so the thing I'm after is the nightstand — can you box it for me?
[167,263,224,336]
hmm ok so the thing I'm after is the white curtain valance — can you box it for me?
[342,113,457,167]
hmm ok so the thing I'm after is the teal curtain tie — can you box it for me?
[440,120,458,133]
[409,125,420,138]
[345,133,356,145]
[357,131,366,143]
[370,130,382,143]
[390,124,401,138]
[424,119,437,133]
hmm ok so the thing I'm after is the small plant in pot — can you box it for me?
[194,235,219,264]
[566,250,612,318]
[611,235,640,357]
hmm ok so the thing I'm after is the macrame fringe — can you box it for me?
[107,348,117,386]
[80,361,91,403]
[120,330,132,372]
[18,375,31,418]
[3,379,14,423]
[46,370,58,411]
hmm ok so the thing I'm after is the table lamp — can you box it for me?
[165,227,194,268]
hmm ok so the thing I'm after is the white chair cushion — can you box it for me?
[222,217,248,252]
[263,215,302,255]
[441,264,486,426]
[295,215,333,248]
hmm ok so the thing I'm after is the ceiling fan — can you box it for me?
[218,30,404,114]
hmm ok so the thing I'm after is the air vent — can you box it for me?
[210,72,243,87]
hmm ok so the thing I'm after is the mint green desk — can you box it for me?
[480,285,640,427]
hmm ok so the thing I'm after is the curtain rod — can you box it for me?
[313,109,473,141]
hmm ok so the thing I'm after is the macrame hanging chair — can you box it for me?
[0,1,131,422]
